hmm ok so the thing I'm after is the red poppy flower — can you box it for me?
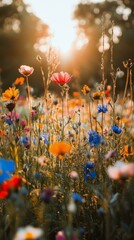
[1,176,21,192]
[0,190,8,199]
[51,72,71,85]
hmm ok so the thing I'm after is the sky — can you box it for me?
[23,0,105,55]
[23,0,81,55]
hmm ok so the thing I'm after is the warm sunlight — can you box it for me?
[23,0,88,56]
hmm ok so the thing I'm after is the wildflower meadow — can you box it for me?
[0,24,134,240]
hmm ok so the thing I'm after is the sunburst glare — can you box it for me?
[23,0,89,56]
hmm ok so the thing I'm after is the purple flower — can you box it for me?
[40,188,54,203]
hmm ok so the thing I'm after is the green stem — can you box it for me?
[130,68,133,131]
[26,76,31,145]
[61,95,64,140]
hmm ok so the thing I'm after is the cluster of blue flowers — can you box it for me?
[84,161,96,181]
[88,129,103,148]
[112,125,122,134]
[97,104,108,113]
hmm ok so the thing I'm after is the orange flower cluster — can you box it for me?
[2,87,19,102]
[49,141,71,159]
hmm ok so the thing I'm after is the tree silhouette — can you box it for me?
[0,0,49,95]
[71,0,134,89]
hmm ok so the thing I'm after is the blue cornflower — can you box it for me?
[40,133,49,144]
[88,129,103,147]
[79,228,85,235]
[34,172,42,180]
[72,193,85,203]
[20,136,30,147]
[84,171,97,181]
[6,118,13,125]
[84,161,96,181]
[0,158,16,183]
[84,161,95,172]
[112,125,122,134]
[98,104,108,113]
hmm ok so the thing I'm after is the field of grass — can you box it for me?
[0,54,134,240]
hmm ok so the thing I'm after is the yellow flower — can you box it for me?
[81,85,90,95]
[92,91,104,100]
[14,77,24,85]
[49,141,71,159]
[36,123,44,129]
[2,87,19,101]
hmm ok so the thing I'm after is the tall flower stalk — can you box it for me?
[37,49,59,129]
[121,59,133,126]
[130,68,133,130]
[51,71,72,140]
[101,18,105,136]
[110,21,116,125]
[25,76,31,126]
[18,65,34,143]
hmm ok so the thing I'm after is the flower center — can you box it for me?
[24,232,34,240]
[11,96,15,100]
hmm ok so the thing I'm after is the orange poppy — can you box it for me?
[49,141,71,159]
[14,77,24,85]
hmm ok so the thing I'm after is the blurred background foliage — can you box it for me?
[0,0,134,95]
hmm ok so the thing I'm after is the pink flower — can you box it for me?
[72,234,78,240]
[20,119,27,126]
[7,112,20,121]
[23,126,30,132]
[107,161,134,180]
[31,110,36,117]
[56,231,66,240]
[69,171,79,179]
[51,72,71,85]
[18,65,34,76]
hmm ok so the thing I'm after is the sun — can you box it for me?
[23,0,88,56]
